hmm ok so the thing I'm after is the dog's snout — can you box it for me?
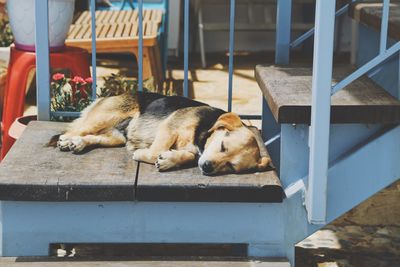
[201,160,214,174]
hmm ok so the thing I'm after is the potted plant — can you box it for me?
[7,0,75,52]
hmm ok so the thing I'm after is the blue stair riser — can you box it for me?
[0,201,286,257]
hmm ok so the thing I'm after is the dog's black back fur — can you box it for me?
[138,92,207,116]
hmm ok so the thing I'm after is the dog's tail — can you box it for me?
[47,134,61,147]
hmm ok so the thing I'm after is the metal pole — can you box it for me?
[138,0,143,92]
[183,0,190,97]
[380,0,390,54]
[35,0,51,121]
[90,0,97,99]
[306,0,336,224]
[275,0,292,64]
[227,0,235,112]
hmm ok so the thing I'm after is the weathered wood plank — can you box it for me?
[136,162,283,203]
[0,122,137,201]
[255,65,400,124]
[349,1,400,41]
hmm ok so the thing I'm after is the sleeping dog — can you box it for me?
[57,92,271,175]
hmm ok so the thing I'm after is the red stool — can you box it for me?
[1,46,91,160]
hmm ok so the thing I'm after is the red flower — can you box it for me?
[71,76,86,84]
[52,73,65,81]
[85,77,93,83]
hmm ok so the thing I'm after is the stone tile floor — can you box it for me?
[0,51,399,267]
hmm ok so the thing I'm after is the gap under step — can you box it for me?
[0,122,283,203]
[349,0,400,41]
[0,257,290,267]
[255,65,400,124]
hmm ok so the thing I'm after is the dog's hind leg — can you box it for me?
[67,129,127,153]
[58,94,138,151]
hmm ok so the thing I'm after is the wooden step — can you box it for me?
[0,122,283,203]
[255,65,400,124]
[136,161,283,202]
[0,257,290,267]
[349,0,400,41]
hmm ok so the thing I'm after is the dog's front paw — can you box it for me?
[69,136,86,153]
[155,151,175,171]
[57,135,72,151]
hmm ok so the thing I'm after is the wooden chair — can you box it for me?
[66,9,164,90]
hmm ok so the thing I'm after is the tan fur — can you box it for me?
[199,112,270,174]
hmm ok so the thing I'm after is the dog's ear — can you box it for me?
[208,112,243,132]
[257,156,271,171]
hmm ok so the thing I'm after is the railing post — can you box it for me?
[227,0,236,112]
[306,0,336,224]
[398,52,400,99]
[380,0,390,54]
[183,0,190,97]
[90,0,97,98]
[275,0,292,64]
[35,0,51,121]
[138,0,143,92]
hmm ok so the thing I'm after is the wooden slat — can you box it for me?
[67,25,81,39]
[97,10,108,23]
[116,10,128,23]
[255,65,400,124]
[83,11,92,24]
[106,23,118,38]
[75,24,90,39]
[83,25,92,39]
[136,162,283,203]
[124,9,135,23]
[115,23,125,38]
[132,10,138,22]
[153,10,163,23]
[74,11,89,24]
[102,10,114,24]
[122,23,133,37]
[99,24,111,38]
[109,10,120,24]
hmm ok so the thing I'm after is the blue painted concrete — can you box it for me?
[262,99,281,172]
[0,202,285,257]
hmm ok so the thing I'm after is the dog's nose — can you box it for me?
[201,160,214,174]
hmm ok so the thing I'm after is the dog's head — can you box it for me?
[198,112,271,175]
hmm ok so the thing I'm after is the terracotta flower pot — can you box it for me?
[8,115,37,140]
[7,0,75,52]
